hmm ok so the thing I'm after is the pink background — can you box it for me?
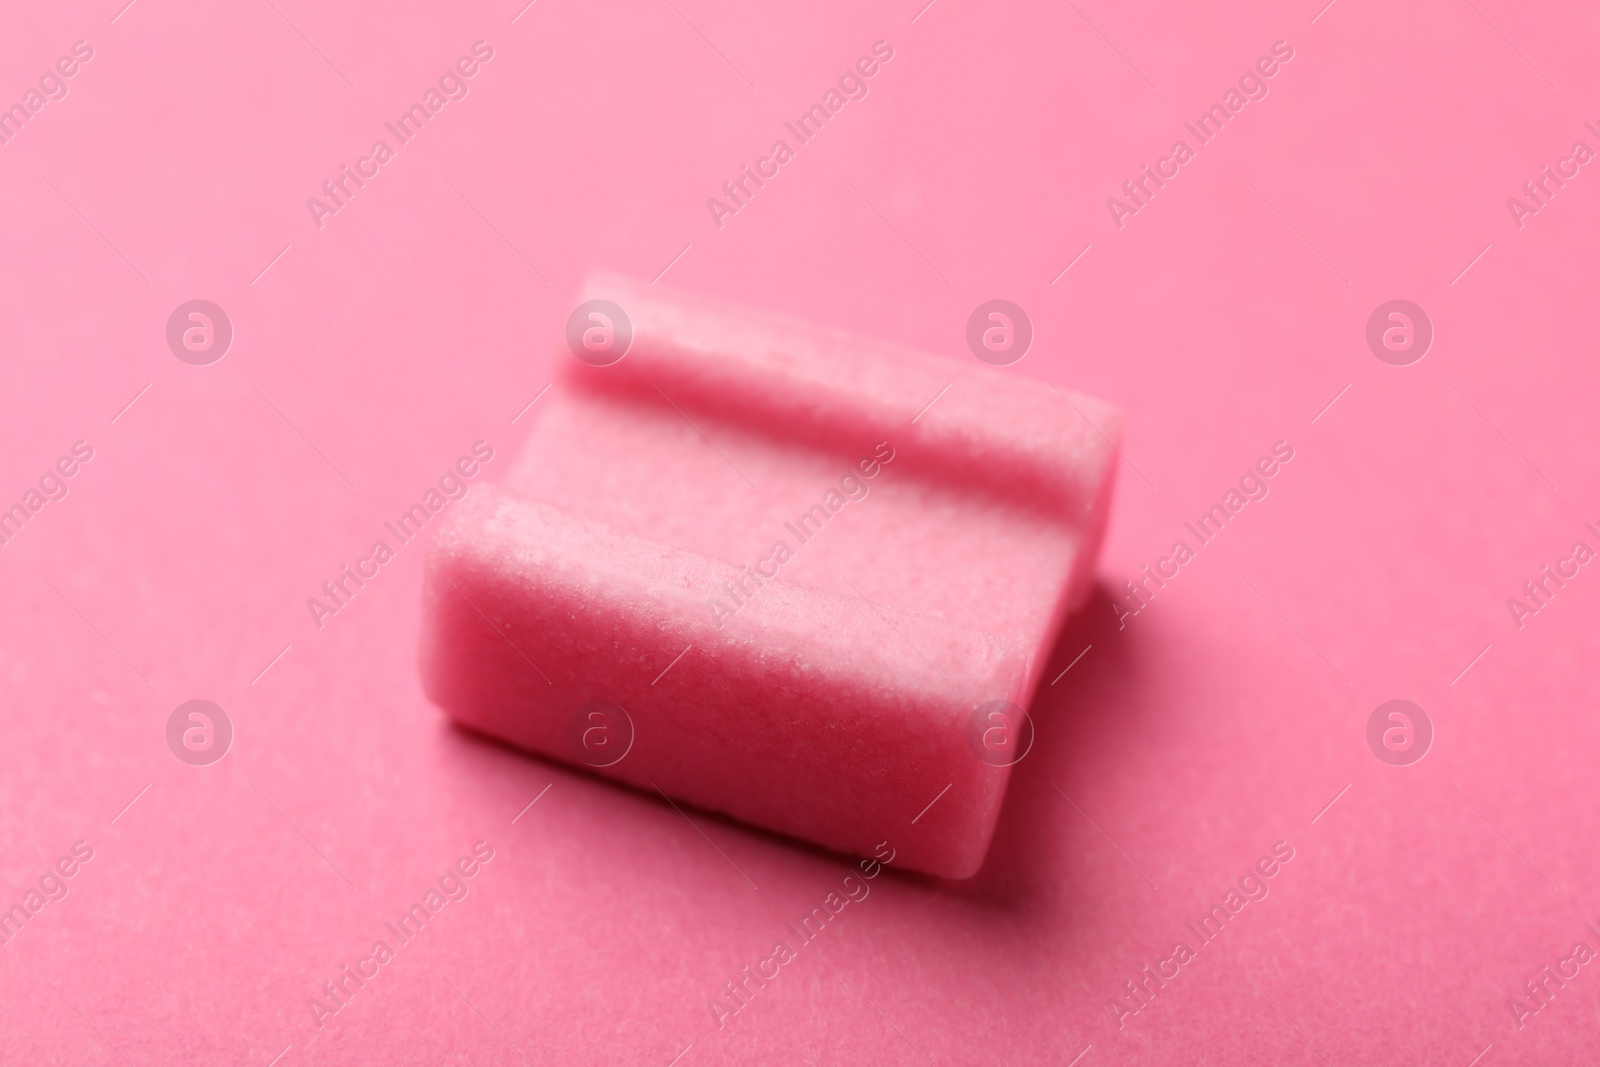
[2,0,1598,1063]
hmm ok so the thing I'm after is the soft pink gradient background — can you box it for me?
[2,0,1598,1063]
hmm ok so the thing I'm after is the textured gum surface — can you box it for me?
[422,276,1122,878]
[421,489,1025,878]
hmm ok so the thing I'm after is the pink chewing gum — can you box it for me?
[419,275,1122,878]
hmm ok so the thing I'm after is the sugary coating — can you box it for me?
[419,275,1122,878]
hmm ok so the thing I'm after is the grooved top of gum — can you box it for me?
[564,272,1122,526]
[512,274,1123,695]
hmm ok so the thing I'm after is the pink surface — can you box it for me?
[2,0,1599,1064]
